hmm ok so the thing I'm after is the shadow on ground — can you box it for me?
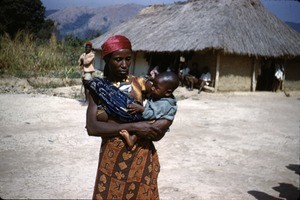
[248,164,300,200]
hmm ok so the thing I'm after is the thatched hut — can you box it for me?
[91,0,300,91]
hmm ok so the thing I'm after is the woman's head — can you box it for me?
[101,35,132,81]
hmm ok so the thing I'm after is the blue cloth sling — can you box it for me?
[87,77,143,122]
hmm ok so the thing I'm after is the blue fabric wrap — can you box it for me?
[87,77,143,122]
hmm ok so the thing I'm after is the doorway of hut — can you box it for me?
[144,52,185,75]
[256,59,276,91]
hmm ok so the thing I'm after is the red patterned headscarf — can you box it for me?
[101,35,132,57]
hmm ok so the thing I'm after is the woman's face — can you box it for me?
[108,49,132,81]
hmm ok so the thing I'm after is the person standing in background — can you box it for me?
[272,63,284,92]
[78,41,95,101]
[198,66,211,94]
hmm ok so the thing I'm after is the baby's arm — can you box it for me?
[127,102,145,115]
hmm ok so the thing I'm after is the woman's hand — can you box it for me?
[133,119,172,141]
[134,121,161,139]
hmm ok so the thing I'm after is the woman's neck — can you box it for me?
[107,74,128,83]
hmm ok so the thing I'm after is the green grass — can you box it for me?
[0,31,83,80]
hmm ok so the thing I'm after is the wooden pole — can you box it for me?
[132,52,136,75]
[214,52,220,92]
[282,58,286,91]
[251,57,258,92]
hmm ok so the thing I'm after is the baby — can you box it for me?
[120,71,179,149]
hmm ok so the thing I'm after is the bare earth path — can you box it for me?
[0,88,299,199]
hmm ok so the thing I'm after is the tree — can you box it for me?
[36,19,57,40]
[0,0,54,39]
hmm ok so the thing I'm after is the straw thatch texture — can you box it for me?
[91,0,300,57]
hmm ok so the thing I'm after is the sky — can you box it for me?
[261,0,300,23]
[41,0,300,23]
[41,0,177,9]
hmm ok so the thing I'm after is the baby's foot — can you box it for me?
[119,130,135,150]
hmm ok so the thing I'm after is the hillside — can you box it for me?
[45,9,59,16]
[46,4,145,39]
[286,22,300,33]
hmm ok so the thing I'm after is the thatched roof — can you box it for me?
[91,0,300,57]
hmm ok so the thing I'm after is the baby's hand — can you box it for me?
[127,102,144,114]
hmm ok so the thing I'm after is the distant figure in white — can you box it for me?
[198,66,211,94]
[272,63,284,92]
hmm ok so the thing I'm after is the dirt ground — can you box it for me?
[0,86,299,200]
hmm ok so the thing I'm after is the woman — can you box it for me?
[85,35,172,200]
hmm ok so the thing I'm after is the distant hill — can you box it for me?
[285,22,300,33]
[45,9,59,17]
[46,4,145,39]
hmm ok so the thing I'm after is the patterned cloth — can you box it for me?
[87,77,143,122]
[93,137,160,200]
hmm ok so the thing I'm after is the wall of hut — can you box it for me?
[285,56,300,90]
[132,52,149,76]
[218,54,253,91]
[190,52,253,91]
[94,50,103,71]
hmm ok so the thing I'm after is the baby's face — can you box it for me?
[149,78,168,99]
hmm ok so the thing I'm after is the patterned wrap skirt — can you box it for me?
[93,136,160,200]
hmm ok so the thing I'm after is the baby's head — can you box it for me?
[149,71,179,99]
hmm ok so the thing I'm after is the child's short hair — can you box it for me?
[156,71,180,91]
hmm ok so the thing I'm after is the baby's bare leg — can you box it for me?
[119,130,137,150]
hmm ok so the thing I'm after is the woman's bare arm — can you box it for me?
[85,90,169,140]
[85,93,121,137]
[146,119,172,141]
